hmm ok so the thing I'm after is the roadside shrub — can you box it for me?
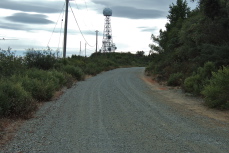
[197,61,216,80]
[145,61,156,75]
[202,66,229,109]
[99,59,117,71]
[0,80,36,117]
[68,57,86,68]
[184,74,202,94]
[184,62,216,95]
[62,65,84,81]
[0,48,25,78]
[167,72,183,86]
[64,73,75,88]
[20,76,56,101]
[14,69,58,101]
[49,70,67,89]
[9,68,73,101]
[84,63,102,75]
[24,48,57,70]
[25,69,59,84]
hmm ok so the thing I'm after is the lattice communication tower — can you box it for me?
[101,8,117,52]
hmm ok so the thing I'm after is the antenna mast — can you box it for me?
[101,8,117,53]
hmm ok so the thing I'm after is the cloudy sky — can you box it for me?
[0,0,197,56]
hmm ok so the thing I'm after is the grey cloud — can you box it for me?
[112,6,166,19]
[0,0,63,13]
[92,0,197,19]
[138,27,157,32]
[45,28,103,37]
[0,22,30,31]
[92,0,175,10]
[92,0,196,9]
[6,13,54,24]
[82,30,103,36]
[0,0,87,14]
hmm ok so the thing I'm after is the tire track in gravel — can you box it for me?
[2,67,229,153]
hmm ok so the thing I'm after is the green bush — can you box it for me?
[184,62,216,95]
[9,69,58,101]
[0,80,36,117]
[98,59,117,70]
[62,65,84,81]
[84,63,102,75]
[26,69,59,85]
[167,72,183,86]
[49,70,67,89]
[64,73,75,88]
[202,66,229,109]
[21,76,56,101]
[197,61,216,80]
[0,48,25,78]
[184,74,202,94]
[24,48,57,70]
[9,68,73,101]
[0,51,151,118]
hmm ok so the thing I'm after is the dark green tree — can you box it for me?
[153,0,191,52]
[167,0,190,25]
[200,0,221,19]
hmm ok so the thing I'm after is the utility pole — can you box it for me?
[63,0,69,58]
[85,43,86,57]
[95,30,99,53]
[79,41,81,55]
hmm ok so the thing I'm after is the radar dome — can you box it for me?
[103,8,112,16]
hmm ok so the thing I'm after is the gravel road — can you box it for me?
[2,67,229,153]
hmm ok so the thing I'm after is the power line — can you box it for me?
[57,18,64,51]
[73,0,95,33]
[47,2,65,47]
[83,0,89,11]
[73,0,80,10]
[69,2,95,47]
[83,0,95,29]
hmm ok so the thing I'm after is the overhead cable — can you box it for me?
[69,3,95,47]
[83,0,96,30]
[57,15,65,51]
[47,2,66,47]
[73,0,95,33]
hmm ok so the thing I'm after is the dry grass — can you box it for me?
[142,73,229,124]
[0,118,24,147]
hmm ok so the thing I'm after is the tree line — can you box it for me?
[146,0,229,109]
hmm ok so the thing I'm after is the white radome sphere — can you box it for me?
[103,8,112,16]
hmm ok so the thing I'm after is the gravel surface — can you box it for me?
[2,67,229,153]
